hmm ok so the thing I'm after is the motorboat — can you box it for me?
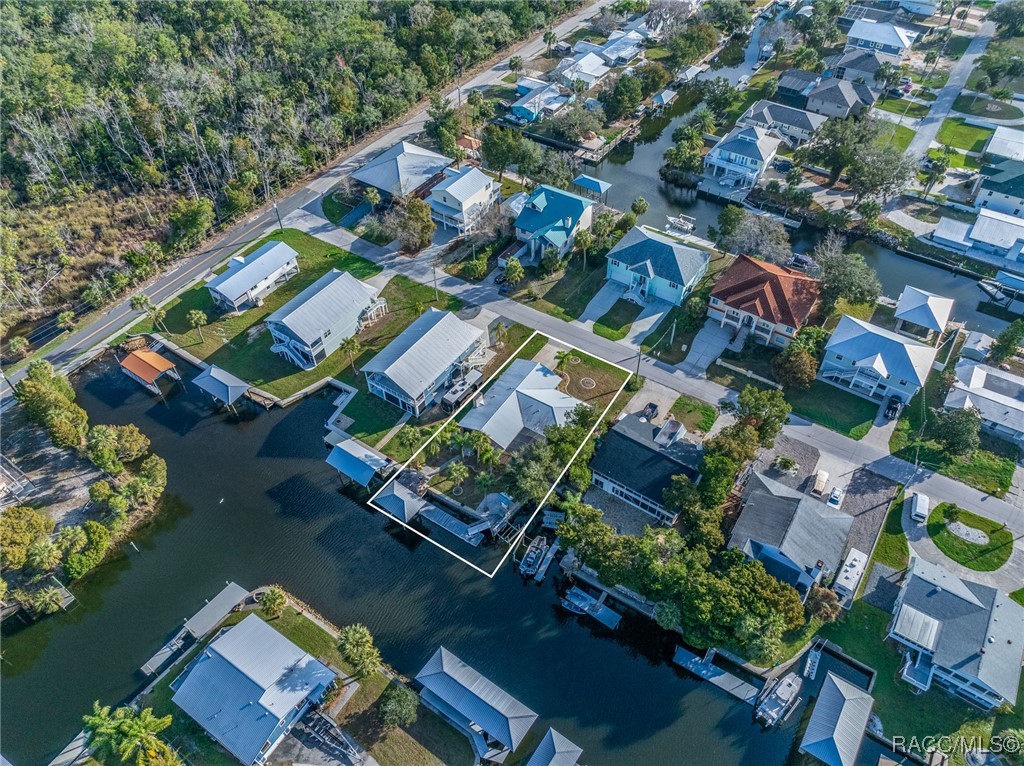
[755,671,803,727]
[667,214,696,233]
[519,536,548,576]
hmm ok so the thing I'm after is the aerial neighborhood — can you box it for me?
[5,1,1024,766]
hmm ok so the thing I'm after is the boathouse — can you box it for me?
[193,365,250,408]
[325,433,392,488]
[119,349,180,394]
[525,728,583,766]
[799,672,874,766]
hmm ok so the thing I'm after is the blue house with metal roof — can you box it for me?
[605,226,710,306]
[171,614,337,765]
[513,185,595,261]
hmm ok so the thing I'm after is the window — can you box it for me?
[835,354,844,361]
[899,379,908,386]
[711,297,720,305]
[610,259,619,267]
[323,328,332,339]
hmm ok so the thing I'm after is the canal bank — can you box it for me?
[1,356,801,766]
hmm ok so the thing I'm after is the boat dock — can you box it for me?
[563,586,623,629]
[47,730,90,766]
[672,647,761,705]
[420,505,484,547]
[534,539,560,582]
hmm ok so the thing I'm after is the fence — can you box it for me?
[713,358,783,389]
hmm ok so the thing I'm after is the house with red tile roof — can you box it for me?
[708,255,820,348]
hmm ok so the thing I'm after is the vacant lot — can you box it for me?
[670,394,718,434]
[513,260,607,323]
[874,97,931,119]
[936,118,994,153]
[952,94,1023,121]
[593,299,644,341]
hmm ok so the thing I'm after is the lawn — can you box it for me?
[942,150,982,170]
[1012,588,1024,607]
[670,394,718,434]
[513,261,607,323]
[818,601,1024,766]
[936,117,994,153]
[322,191,355,225]
[874,97,931,119]
[952,94,1024,121]
[943,34,972,60]
[823,298,875,331]
[593,299,644,341]
[876,122,915,151]
[927,502,1014,572]
[786,380,877,440]
[560,351,630,412]
[871,487,910,571]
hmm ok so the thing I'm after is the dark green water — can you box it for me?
[2,357,800,765]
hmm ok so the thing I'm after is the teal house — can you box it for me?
[513,185,595,261]
[605,226,710,306]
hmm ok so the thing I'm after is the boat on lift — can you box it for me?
[754,671,803,727]
[666,214,696,233]
[519,536,548,576]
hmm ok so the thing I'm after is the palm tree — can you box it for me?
[131,294,168,333]
[468,430,490,461]
[83,702,128,763]
[493,321,509,347]
[772,36,788,66]
[874,61,902,100]
[574,229,594,270]
[689,107,716,135]
[187,309,207,342]
[543,29,558,56]
[340,335,362,374]
[509,55,524,76]
[116,708,175,766]
[363,187,381,209]
[555,349,572,373]
[971,75,991,106]
[476,473,496,494]
[259,586,287,618]
[792,45,819,72]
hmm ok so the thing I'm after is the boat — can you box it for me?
[519,536,548,576]
[754,671,802,727]
[560,587,590,614]
[666,214,696,233]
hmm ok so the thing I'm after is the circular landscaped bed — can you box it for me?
[927,502,1013,571]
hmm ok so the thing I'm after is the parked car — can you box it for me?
[827,487,845,509]
[899,76,913,86]
[499,283,510,294]
[887,88,904,98]
[642,402,660,420]
[884,395,904,420]
[495,271,507,284]
[773,159,794,173]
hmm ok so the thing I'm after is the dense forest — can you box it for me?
[0,0,580,346]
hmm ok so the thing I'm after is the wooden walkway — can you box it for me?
[672,646,761,705]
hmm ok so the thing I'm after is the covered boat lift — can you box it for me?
[119,349,180,394]
[325,434,392,487]
[572,173,612,202]
[193,365,250,410]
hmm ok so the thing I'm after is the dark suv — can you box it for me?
[884,396,904,420]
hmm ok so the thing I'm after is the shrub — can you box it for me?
[0,506,55,570]
[380,684,419,729]
[64,521,111,580]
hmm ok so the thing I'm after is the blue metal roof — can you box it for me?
[514,185,594,249]
[995,270,1024,294]
[193,366,250,406]
[572,174,611,195]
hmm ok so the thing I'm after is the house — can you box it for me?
[703,126,781,189]
[589,413,702,526]
[806,77,876,119]
[899,0,939,16]
[553,52,610,89]
[838,4,931,36]
[893,285,953,341]
[513,185,595,260]
[597,30,645,66]
[119,349,181,394]
[776,69,821,108]
[265,270,386,370]
[973,158,1024,217]
[605,225,710,306]
[351,141,452,198]
[738,100,828,147]
[460,359,582,451]
[171,614,337,765]
[427,166,498,232]
[824,49,898,86]
[363,309,484,416]
[624,12,665,41]
[819,315,937,402]
[887,557,1024,710]
[516,76,549,95]
[943,360,1024,449]
[729,472,854,600]
[416,646,538,763]
[511,83,572,123]
[525,729,583,766]
[708,255,821,348]
[845,19,916,57]
[798,672,874,766]
[653,89,677,109]
[206,241,300,312]
[933,208,1024,260]
[984,125,1024,162]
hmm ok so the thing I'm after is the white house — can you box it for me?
[206,241,299,312]
[738,100,828,147]
[352,141,452,198]
[427,166,498,232]
[596,30,644,66]
[944,360,1024,449]
[553,52,610,89]
[846,19,916,57]
[818,315,937,402]
[933,208,1024,261]
[703,126,781,188]
[972,158,1024,217]
[363,309,484,416]
[605,225,710,306]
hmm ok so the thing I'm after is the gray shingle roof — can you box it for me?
[979,158,1024,199]
[944,359,1024,431]
[825,49,888,76]
[265,269,380,345]
[800,672,874,766]
[848,19,914,48]
[416,647,538,751]
[362,309,483,399]
[606,226,711,287]
[713,126,781,162]
[809,78,875,108]
[207,241,298,304]
[525,728,583,766]
[741,99,828,133]
[352,141,452,197]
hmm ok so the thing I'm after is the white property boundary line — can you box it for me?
[367,329,631,578]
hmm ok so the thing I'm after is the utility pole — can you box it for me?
[273,202,284,232]
[635,350,642,380]
[432,261,439,302]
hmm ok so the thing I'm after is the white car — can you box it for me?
[827,487,845,509]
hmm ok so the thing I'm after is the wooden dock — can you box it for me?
[672,646,761,705]
[534,540,560,582]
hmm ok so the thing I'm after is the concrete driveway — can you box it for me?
[624,300,672,348]
[677,319,732,376]
[576,280,625,329]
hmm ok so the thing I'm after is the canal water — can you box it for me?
[2,357,802,766]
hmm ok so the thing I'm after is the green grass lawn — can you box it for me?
[322,191,355,225]
[952,93,1024,120]
[1012,588,1024,607]
[928,502,1014,571]
[936,117,994,153]
[943,150,982,170]
[876,122,915,152]
[874,97,931,119]
[593,299,644,341]
[944,34,972,59]
[818,601,1024,766]
[514,262,607,323]
[786,380,877,440]
[670,394,718,434]
[872,487,910,571]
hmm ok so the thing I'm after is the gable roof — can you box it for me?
[432,166,494,204]
[986,126,1024,162]
[848,19,914,49]
[800,672,874,766]
[514,185,595,248]
[326,438,391,487]
[416,647,538,751]
[362,309,483,399]
[193,365,250,405]
[172,615,336,765]
[120,350,176,384]
[525,728,583,766]
[352,141,452,197]
[808,78,876,108]
[970,208,1024,250]
[712,126,781,162]
[206,241,298,304]
[710,254,820,327]
[892,558,1024,704]
[895,286,954,333]
[978,158,1024,199]
[555,51,610,84]
[460,359,582,450]
[944,359,1024,435]
[265,270,380,345]
[741,100,828,134]
[826,316,937,386]
[606,226,711,287]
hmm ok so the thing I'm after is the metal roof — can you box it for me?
[326,439,391,487]
[987,126,1024,161]
[172,615,336,765]
[460,360,582,450]
[848,19,914,48]
[800,672,873,766]
[514,185,595,249]
[193,365,250,406]
[375,480,429,522]
[970,208,1024,251]
[120,350,176,384]
[978,158,1024,198]
[572,174,612,195]
[265,270,379,346]
[653,88,677,105]
[826,316,936,387]
[712,126,781,163]
[894,286,954,333]
[525,728,583,766]
[206,241,298,304]
[362,309,483,399]
[606,226,711,287]
[431,166,494,204]
[944,360,1024,438]
[183,582,249,639]
[416,647,538,751]
[352,141,452,197]
[893,604,941,650]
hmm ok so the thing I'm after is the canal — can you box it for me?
[2,357,802,766]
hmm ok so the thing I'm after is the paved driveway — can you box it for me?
[677,319,732,376]
[624,299,672,348]
[576,280,625,328]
